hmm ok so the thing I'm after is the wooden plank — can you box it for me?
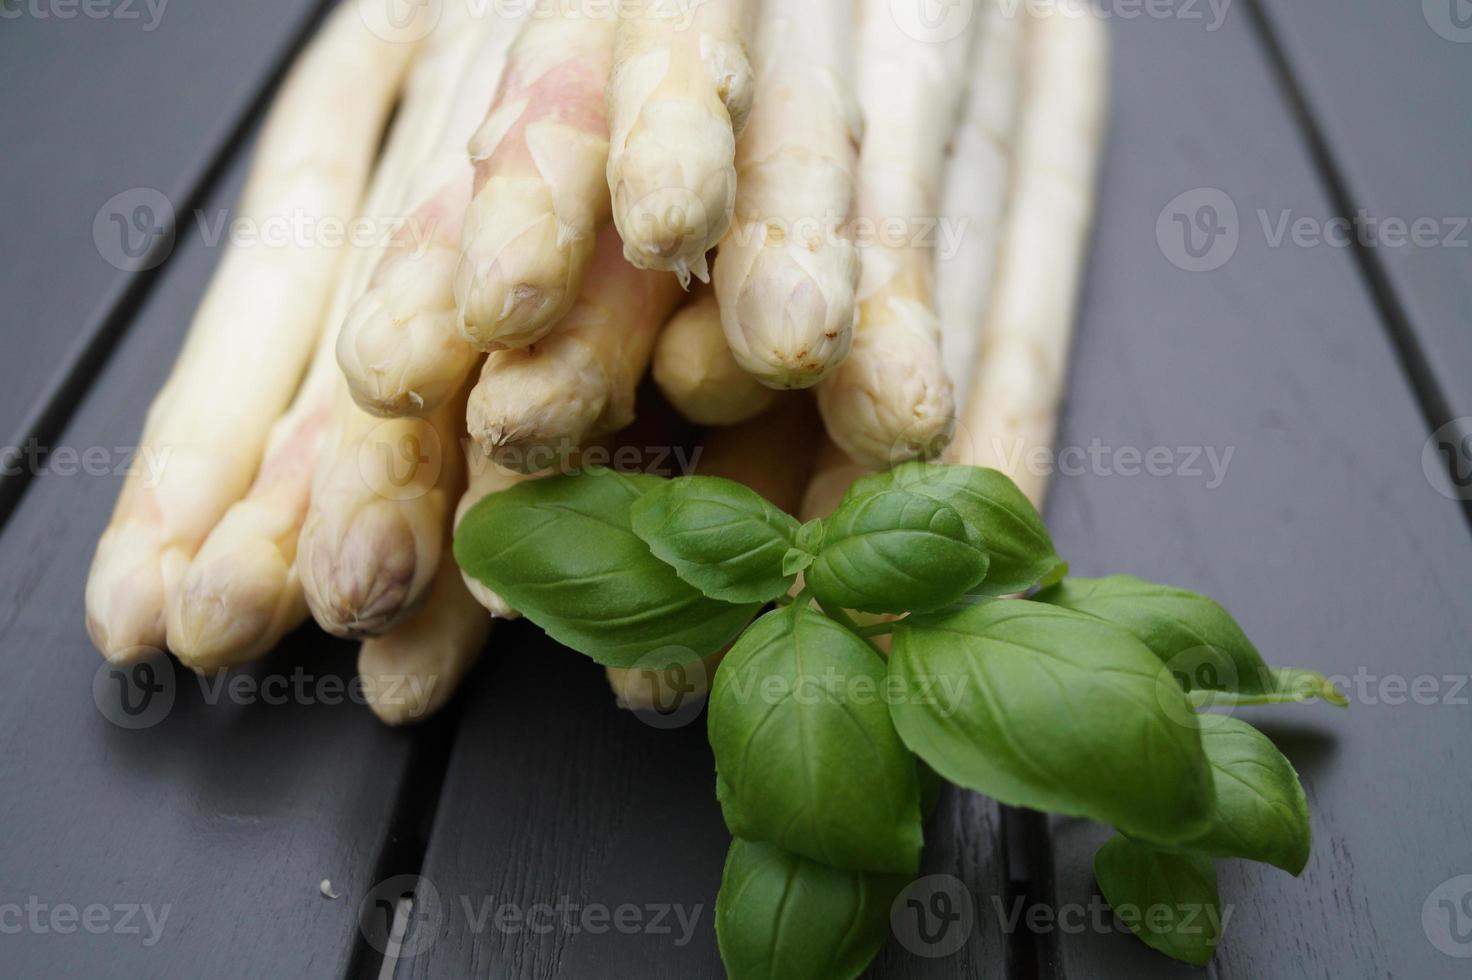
[1031,9,1472,979]
[1253,0,1472,424]
[0,137,418,977]
[402,635,1010,978]
[0,0,327,510]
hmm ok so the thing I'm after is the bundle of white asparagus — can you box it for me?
[85,0,1108,725]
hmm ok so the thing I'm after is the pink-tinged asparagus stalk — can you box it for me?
[465,225,685,474]
[652,284,776,425]
[85,4,420,664]
[607,396,822,711]
[815,0,974,469]
[712,0,861,389]
[606,0,757,284]
[952,0,1109,510]
[163,8,490,670]
[455,5,617,351]
[337,15,523,418]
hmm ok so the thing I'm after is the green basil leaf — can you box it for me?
[710,604,923,873]
[1035,575,1277,694]
[848,463,1063,595]
[889,600,1215,845]
[1094,835,1223,966]
[806,489,990,614]
[716,837,907,980]
[454,468,760,668]
[630,476,801,603]
[1188,716,1311,874]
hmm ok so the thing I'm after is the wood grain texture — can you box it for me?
[1254,0,1472,423]
[0,136,416,978]
[0,0,327,491]
[1032,10,1472,979]
[401,624,1010,978]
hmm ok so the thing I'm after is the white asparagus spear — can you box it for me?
[938,0,1025,411]
[815,0,974,469]
[712,0,861,389]
[357,543,491,726]
[952,0,1109,509]
[164,8,483,671]
[607,396,822,710]
[85,5,420,663]
[455,5,617,351]
[465,224,685,473]
[297,385,466,639]
[605,0,756,284]
[337,14,522,418]
[652,284,776,425]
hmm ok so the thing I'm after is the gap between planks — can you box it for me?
[1243,0,1472,536]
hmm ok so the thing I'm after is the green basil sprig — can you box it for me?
[1094,835,1224,966]
[631,476,803,604]
[845,462,1066,595]
[716,837,907,980]
[889,600,1216,845]
[451,463,1343,976]
[453,468,759,668]
[709,604,924,874]
[805,488,990,614]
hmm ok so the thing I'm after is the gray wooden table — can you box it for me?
[1,2,1468,977]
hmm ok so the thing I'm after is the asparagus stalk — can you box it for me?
[464,224,684,474]
[815,0,974,469]
[953,0,1109,509]
[335,14,520,418]
[85,3,420,663]
[652,284,776,425]
[711,0,861,389]
[606,396,822,710]
[297,382,466,638]
[455,5,617,351]
[939,0,1025,412]
[163,5,484,670]
[357,542,491,726]
[605,0,756,285]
